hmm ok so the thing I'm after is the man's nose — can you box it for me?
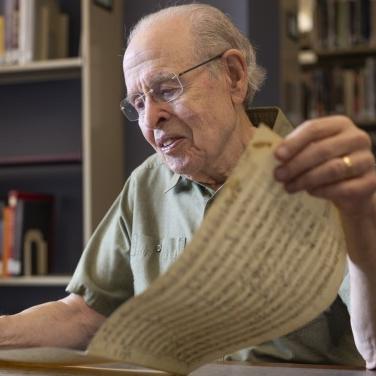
[141,97,170,129]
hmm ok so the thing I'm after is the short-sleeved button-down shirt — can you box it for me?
[67,107,364,366]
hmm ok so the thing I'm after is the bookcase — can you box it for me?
[298,0,376,152]
[0,0,125,313]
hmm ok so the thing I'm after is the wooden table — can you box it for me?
[0,362,372,376]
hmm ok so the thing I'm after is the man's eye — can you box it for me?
[133,96,145,112]
[159,87,180,101]
[155,82,181,101]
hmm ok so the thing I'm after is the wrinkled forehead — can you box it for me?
[123,19,195,90]
[124,47,181,73]
[123,46,193,93]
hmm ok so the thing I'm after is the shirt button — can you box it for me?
[155,244,162,253]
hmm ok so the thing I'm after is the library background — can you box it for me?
[0,0,375,314]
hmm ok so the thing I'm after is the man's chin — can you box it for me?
[163,156,196,176]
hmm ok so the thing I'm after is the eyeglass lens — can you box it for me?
[121,75,183,121]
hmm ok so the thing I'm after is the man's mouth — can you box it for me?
[159,137,185,153]
[161,138,176,148]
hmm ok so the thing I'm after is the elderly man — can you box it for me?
[1,3,376,369]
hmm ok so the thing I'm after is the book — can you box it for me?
[0,14,5,64]
[335,0,350,49]
[36,0,63,60]
[2,0,69,63]
[371,0,376,47]
[0,200,6,274]
[0,126,346,375]
[302,59,376,124]
[18,0,35,64]
[55,12,69,59]
[4,0,19,64]
[1,205,14,276]
[365,58,376,119]
[313,0,375,50]
[4,191,54,276]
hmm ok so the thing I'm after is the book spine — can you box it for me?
[0,201,5,275]
[313,0,376,50]
[4,0,20,64]
[0,14,5,64]
[371,0,376,47]
[18,0,35,64]
[2,206,16,277]
[7,191,54,276]
[302,61,376,124]
[55,12,69,59]
[365,58,376,119]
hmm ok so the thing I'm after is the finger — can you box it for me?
[307,171,376,214]
[275,116,355,161]
[274,130,370,182]
[283,151,375,193]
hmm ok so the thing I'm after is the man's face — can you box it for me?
[123,21,242,184]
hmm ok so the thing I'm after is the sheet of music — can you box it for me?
[86,125,346,374]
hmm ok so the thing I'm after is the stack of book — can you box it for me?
[313,0,376,50]
[0,0,70,65]
[301,57,376,123]
[0,191,54,277]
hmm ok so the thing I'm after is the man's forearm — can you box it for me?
[348,260,376,368]
[341,205,376,369]
[0,294,106,349]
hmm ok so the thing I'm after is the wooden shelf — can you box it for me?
[313,46,376,58]
[0,153,82,167]
[0,275,71,286]
[0,58,82,84]
[299,47,376,69]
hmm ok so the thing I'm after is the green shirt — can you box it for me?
[67,107,363,366]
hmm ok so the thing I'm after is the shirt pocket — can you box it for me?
[130,234,187,294]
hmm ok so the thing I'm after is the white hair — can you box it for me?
[127,3,266,106]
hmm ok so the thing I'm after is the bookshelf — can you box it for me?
[0,0,125,312]
[298,0,376,151]
[0,275,71,286]
[0,57,82,84]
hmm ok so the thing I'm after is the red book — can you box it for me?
[6,191,54,276]
[2,206,14,277]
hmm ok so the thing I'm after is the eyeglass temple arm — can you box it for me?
[178,51,226,77]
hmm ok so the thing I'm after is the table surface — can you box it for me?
[0,362,372,376]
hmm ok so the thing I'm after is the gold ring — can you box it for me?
[342,155,353,169]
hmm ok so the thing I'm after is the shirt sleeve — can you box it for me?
[338,265,350,310]
[66,181,134,317]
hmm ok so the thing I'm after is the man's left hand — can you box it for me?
[274,115,376,217]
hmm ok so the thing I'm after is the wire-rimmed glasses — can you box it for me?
[120,51,226,122]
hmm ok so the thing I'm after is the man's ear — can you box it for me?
[222,49,248,105]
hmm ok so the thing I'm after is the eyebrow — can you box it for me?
[126,71,176,99]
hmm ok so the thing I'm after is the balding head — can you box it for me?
[126,4,265,106]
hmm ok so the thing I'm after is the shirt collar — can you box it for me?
[164,173,183,193]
